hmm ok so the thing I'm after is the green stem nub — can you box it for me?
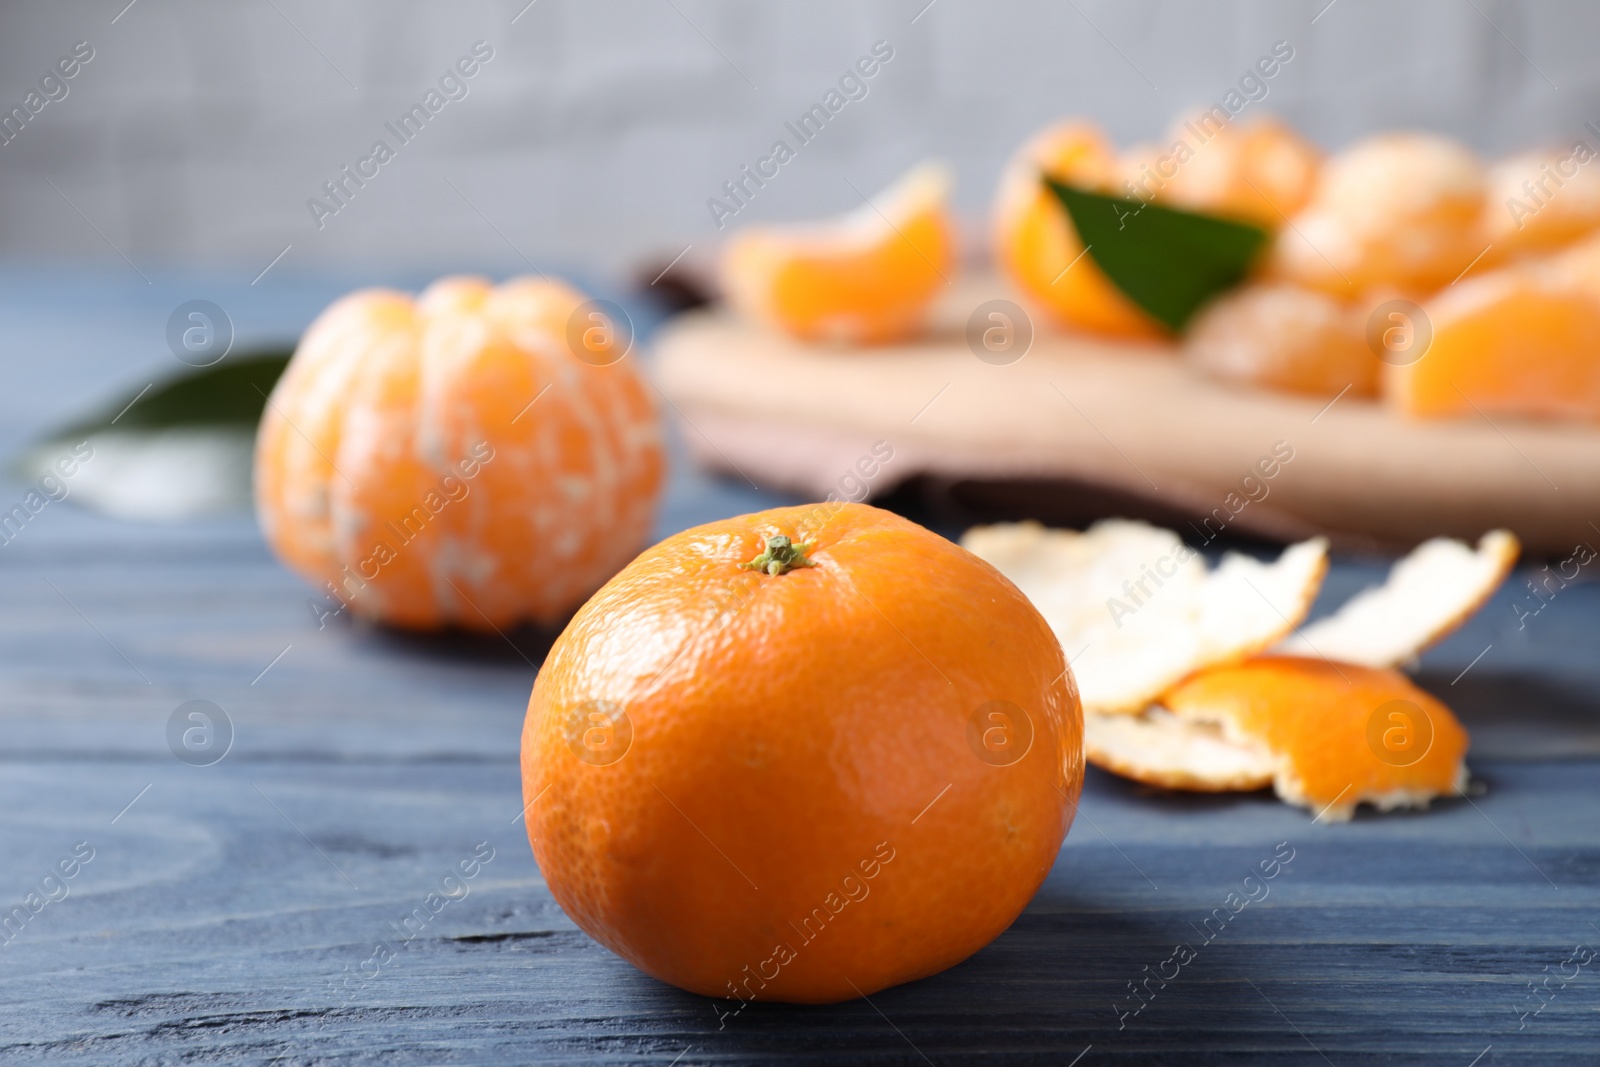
[741,534,816,576]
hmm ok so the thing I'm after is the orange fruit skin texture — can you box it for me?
[994,120,1167,340]
[1164,657,1468,811]
[255,276,664,631]
[721,185,954,344]
[522,503,1083,1004]
[1389,265,1600,421]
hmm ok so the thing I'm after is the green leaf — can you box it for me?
[1045,178,1269,332]
[47,348,293,441]
[12,349,294,520]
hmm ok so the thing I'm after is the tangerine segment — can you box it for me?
[1385,266,1600,421]
[1185,282,1378,397]
[1270,133,1488,295]
[1163,657,1468,821]
[720,163,954,344]
[523,502,1083,1004]
[993,120,1166,339]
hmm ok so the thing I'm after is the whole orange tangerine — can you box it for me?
[521,502,1083,1004]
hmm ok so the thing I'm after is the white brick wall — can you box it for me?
[0,0,1592,278]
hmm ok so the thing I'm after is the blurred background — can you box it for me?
[0,0,1595,524]
[0,0,1590,274]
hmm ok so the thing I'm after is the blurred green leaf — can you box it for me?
[13,349,293,520]
[1045,179,1269,332]
[50,348,292,440]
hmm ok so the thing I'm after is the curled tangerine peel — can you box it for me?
[522,502,1083,1003]
[1164,657,1468,821]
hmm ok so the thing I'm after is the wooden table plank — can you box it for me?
[2,272,1598,1065]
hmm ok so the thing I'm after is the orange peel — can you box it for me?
[1081,530,1513,817]
[1277,530,1519,665]
[1160,658,1470,822]
[962,519,1328,715]
[1084,705,1275,793]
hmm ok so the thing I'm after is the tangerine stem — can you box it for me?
[740,534,816,576]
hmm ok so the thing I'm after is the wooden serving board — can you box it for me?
[654,278,1600,555]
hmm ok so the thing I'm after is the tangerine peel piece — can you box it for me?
[1275,530,1519,667]
[1083,706,1275,793]
[1161,657,1470,822]
[963,519,1328,715]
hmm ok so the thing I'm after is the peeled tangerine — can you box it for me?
[1271,132,1489,295]
[1482,148,1600,258]
[1185,282,1380,397]
[255,276,664,630]
[524,503,1081,1002]
[1125,114,1322,228]
[1387,240,1600,421]
[720,162,955,344]
[994,120,1166,339]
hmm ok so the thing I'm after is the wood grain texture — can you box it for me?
[3,499,1600,1065]
[654,280,1600,554]
[3,273,1600,1065]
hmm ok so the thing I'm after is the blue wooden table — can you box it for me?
[1,270,1597,1065]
